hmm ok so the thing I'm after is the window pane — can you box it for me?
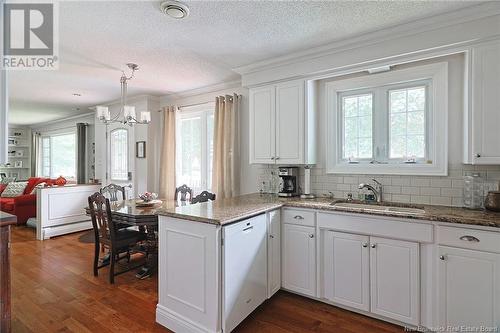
[50,134,76,179]
[342,94,373,160]
[110,129,128,181]
[178,116,202,190]
[389,86,426,159]
[41,137,51,177]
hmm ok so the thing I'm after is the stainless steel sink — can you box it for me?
[332,202,425,215]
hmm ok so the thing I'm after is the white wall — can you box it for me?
[161,84,261,195]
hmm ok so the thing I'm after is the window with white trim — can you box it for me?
[327,62,448,176]
[40,132,77,179]
[176,105,214,193]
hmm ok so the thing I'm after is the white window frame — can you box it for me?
[39,130,77,180]
[175,103,215,193]
[109,128,129,181]
[326,62,448,176]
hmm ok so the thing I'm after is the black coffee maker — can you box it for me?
[278,167,299,197]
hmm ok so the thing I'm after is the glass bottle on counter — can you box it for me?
[463,173,484,209]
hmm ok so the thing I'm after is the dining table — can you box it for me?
[91,199,184,279]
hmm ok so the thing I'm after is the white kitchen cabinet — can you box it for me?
[223,214,268,333]
[249,80,315,165]
[464,40,500,164]
[323,231,370,311]
[323,230,419,325]
[370,237,419,325]
[249,86,275,164]
[282,223,316,297]
[437,246,500,329]
[267,209,281,298]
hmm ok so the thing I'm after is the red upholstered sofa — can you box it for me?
[0,177,51,225]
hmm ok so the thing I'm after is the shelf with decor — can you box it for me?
[0,127,32,181]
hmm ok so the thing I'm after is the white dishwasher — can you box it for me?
[222,214,268,332]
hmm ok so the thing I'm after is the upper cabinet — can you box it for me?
[464,40,500,164]
[249,80,316,165]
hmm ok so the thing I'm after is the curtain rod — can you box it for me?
[158,94,242,112]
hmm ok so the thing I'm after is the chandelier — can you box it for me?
[96,63,151,125]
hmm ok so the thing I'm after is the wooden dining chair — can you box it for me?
[100,183,126,202]
[191,191,216,204]
[88,192,146,284]
[174,184,193,202]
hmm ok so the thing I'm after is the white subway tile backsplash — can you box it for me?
[257,164,500,207]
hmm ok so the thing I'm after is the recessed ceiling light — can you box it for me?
[160,1,189,19]
[72,93,81,97]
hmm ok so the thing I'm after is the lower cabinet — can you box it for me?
[323,231,419,325]
[267,209,281,298]
[438,246,500,329]
[282,223,316,297]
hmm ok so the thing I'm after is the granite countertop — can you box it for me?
[156,193,500,228]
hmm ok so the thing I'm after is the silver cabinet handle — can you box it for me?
[269,234,274,239]
[275,156,280,160]
[371,244,376,249]
[362,243,368,248]
[243,226,253,232]
[309,234,314,238]
[460,235,480,242]
[476,153,481,158]
[294,215,304,220]
[270,157,275,160]
[439,255,446,261]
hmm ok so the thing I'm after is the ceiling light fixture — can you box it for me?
[96,63,151,126]
[160,1,189,19]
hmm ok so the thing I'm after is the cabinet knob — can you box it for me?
[439,255,446,261]
[294,215,304,220]
[270,157,275,160]
[269,234,274,239]
[362,243,368,248]
[275,156,280,160]
[476,153,481,158]
[309,234,314,238]
[370,244,376,249]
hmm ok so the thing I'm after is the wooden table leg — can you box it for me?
[0,223,13,333]
[135,224,158,279]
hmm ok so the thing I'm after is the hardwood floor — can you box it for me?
[10,226,403,333]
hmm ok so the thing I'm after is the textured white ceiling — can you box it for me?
[9,0,480,125]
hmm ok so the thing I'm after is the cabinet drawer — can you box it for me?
[282,208,315,226]
[437,226,500,253]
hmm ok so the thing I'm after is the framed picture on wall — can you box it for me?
[136,141,146,158]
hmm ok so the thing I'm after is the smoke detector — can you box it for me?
[160,1,190,19]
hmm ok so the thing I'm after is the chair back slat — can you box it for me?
[175,184,193,202]
[191,191,216,204]
[88,192,116,243]
[100,184,126,202]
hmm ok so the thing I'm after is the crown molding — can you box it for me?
[233,2,500,76]
[30,111,95,130]
[160,79,242,102]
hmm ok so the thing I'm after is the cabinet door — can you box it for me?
[282,224,316,297]
[249,86,276,164]
[323,231,370,311]
[223,214,268,333]
[267,209,281,298]
[471,41,500,164]
[438,246,500,329]
[370,237,419,325]
[275,80,305,164]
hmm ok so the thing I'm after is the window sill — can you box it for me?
[326,163,447,176]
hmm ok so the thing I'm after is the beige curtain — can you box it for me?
[212,94,240,199]
[159,105,177,200]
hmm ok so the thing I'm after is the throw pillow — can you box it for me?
[1,181,28,198]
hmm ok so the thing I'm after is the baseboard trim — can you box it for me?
[156,304,220,333]
[40,221,92,240]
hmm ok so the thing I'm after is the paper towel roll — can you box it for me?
[304,167,311,195]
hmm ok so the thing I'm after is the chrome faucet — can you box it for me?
[358,179,383,203]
